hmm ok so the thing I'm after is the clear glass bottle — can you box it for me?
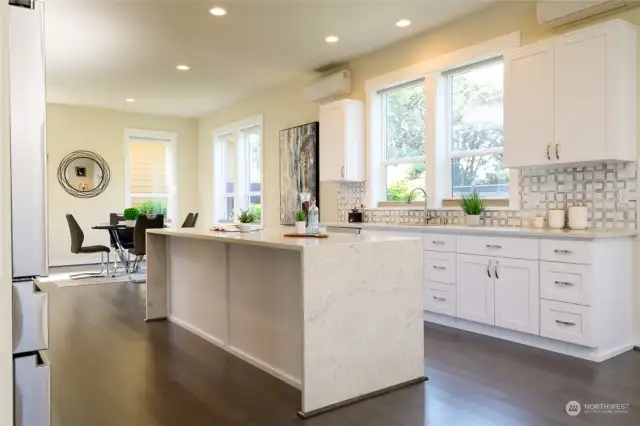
[307,197,319,234]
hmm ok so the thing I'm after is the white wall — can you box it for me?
[0,1,12,423]
[47,104,199,266]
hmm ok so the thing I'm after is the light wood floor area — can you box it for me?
[42,267,640,426]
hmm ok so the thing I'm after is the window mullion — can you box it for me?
[450,147,503,158]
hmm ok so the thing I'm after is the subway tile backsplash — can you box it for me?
[335,162,638,230]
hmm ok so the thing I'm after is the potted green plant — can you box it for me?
[237,208,256,233]
[460,191,485,226]
[294,210,306,234]
[123,207,140,228]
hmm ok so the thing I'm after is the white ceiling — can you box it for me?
[44,0,494,118]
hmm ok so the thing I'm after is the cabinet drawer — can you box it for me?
[540,300,595,347]
[15,351,51,426]
[424,252,456,284]
[540,239,592,264]
[423,233,456,252]
[13,280,49,354]
[424,281,456,316]
[540,262,593,306]
[457,235,538,260]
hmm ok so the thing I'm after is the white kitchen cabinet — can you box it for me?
[494,258,539,335]
[504,19,637,168]
[456,254,495,325]
[319,99,364,181]
[503,41,554,168]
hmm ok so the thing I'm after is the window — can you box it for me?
[125,129,177,220]
[380,81,426,201]
[213,116,263,223]
[446,58,507,199]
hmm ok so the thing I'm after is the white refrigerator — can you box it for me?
[9,1,51,426]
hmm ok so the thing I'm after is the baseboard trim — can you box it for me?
[424,312,634,362]
[168,315,302,389]
[297,376,427,418]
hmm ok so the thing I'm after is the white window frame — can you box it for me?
[443,57,508,200]
[378,79,426,203]
[365,32,521,210]
[123,128,178,221]
[212,115,264,224]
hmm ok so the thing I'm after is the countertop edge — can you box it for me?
[322,222,637,240]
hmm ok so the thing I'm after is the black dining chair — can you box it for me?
[181,213,195,228]
[109,212,133,250]
[66,214,113,279]
[128,214,164,272]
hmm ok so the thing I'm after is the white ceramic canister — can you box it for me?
[548,209,566,229]
[568,206,588,230]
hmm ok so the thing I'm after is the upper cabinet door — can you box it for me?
[553,26,612,164]
[319,102,347,181]
[494,258,539,335]
[504,41,554,168]
[456,254,495,326]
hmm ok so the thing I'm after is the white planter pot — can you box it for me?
[466,215,481,226]
[125,219,136,228]
[237,223,252,233]
[295,221,306,234]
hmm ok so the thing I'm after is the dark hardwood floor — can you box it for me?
[42,274,639,426]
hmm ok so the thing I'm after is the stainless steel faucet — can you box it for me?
[407,188,431,224]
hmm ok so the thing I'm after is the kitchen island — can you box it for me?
[145,228,425,417]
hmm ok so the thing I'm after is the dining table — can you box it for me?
[91,223,133,272]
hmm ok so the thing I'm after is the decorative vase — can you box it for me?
[466,215,481,226]
[125,219,135,227]
[237,223,252,233]
[295,221,306,234]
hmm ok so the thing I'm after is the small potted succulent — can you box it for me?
[460,191,485,226]
[123,207,140,228]
[237,208,256,233]
[294,210,307,234]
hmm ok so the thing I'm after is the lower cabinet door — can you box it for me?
[424,281,456,316]
[14,351,51,426]
[456,254,495,325]
[494,258,540,335]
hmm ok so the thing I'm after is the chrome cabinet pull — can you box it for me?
[555,142,560,160]
[555,319,575,326]
[432,265,446,270]
[554,249,572,254]
[432,296,447,302]
[432,240,445,245]
[546,143,551,160]
[486,260,492,278]
[554,280,574,286]
[340,166,345,178]
[494,261,500,279]
[486,244,502,249]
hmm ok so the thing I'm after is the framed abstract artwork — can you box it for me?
[279,122,319,225]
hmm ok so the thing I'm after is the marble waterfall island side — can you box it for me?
[145,228,425,416]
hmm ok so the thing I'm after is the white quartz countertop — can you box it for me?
[147,227,420,251]
[322,221,637,240]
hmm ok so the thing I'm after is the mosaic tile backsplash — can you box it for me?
[335,162,638,230]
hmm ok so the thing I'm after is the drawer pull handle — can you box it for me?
[486,244,502,249]
[432,296,446,302]
[554,280,574,286]
[494,261,500,279]
[432,240,445,245]
[555,320,575,326]
[486,260,492,278]
[432,265,446,270]
[554,249,572,254]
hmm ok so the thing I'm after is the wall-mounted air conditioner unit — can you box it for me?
[537,0,631,28]
[306,70,351,104]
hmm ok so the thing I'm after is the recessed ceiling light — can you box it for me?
[396,19,411,28]
[126,98,135,103]
[209,6,227,16]
[176,65,190,71]
[325,35,339,43]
